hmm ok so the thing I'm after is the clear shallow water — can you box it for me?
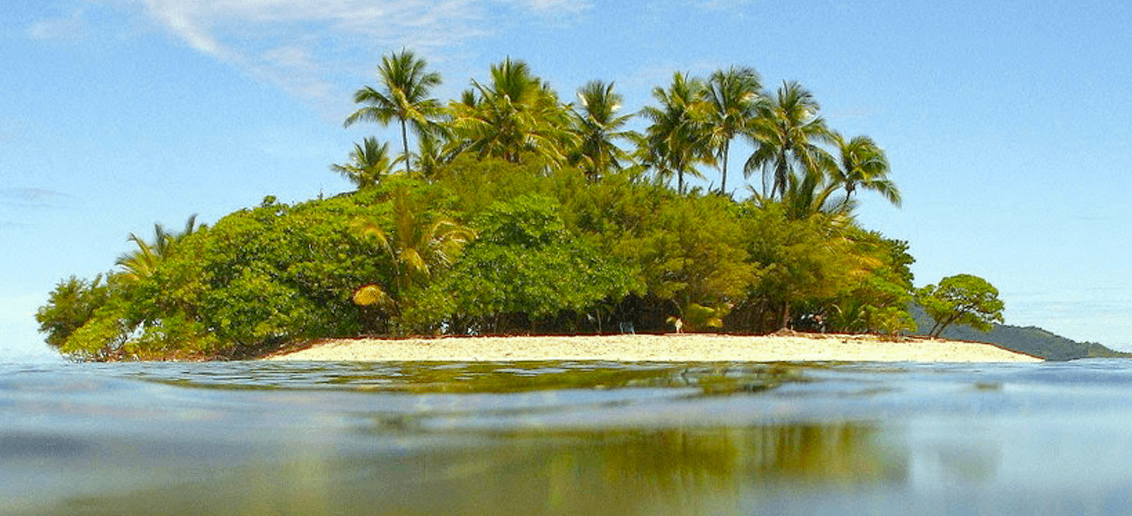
[3,359,1132,515]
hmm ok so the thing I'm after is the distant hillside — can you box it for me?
[909,305,1130,361]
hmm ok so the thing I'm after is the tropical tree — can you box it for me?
[351,182,476,317]
[705,66,761,195]
[447,58,576,166]
[738,202,858,331]
[915,274,1005,337]
[330,137,403,189]
[412,130,449,182]
[828,133,900,207]
[441,194,637,333]
[344,49,443,176]
[569,80,636,180]
[744,80,834,200]
[640,72,713,194]
[638,194,754,327]
[36,274,113,348]
[776,168,853,221]
[115,214,199,285]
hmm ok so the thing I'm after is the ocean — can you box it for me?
[3,358,1132,515]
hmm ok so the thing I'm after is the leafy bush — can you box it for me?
[441,193,639,333]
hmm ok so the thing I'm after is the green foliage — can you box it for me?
[635,194,753,321]
[442,194,638,333]
[745,80,834,200]
[738,202,856,330]
[682,302,731,331]
[705,66,761,194]
[36,275,113,349]
[349,180,474,323]
[829,233,916,335]
[43,193,390,359]
[330,137,402,189]
[57,296,134,359]
[569,80,636,180]
[639,72,713,194]
[431,155,558,217]
[447,58,577,166]
[915,274,1005,337]
[345,49,444,176]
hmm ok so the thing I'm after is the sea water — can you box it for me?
[3,358,1132,515]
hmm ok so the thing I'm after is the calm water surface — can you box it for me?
[3,358,1132,515]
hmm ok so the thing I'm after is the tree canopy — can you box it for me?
[915,274,1006,337]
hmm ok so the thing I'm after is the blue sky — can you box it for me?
[3,0,1131,360]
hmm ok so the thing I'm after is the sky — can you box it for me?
[3,0,1131,360]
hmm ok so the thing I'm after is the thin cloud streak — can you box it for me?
[27,12,87,41]
[130,0,590,103]
[1,188,71,209]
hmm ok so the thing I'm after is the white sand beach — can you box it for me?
[266,333,1041,363]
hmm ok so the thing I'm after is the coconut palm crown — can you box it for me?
[447,58,577,166]
[345,49,443,176]
[640,72,714,194]
[744,80,834,200]
[705,66,762,195]
[330,137,403,190]
[569,80,637,181]
[828,133,900,207]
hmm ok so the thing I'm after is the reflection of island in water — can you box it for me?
[41,424,916,516]
[18,361,1032,515]
[458,424,912,514]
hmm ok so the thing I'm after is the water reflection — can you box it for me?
[122,360,808,394]
[12,360,1132,515]
[26,423,904,516]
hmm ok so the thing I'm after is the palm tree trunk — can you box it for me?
[720,141,729,195]
[400,119,411,176]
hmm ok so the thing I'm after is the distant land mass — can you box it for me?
[909,305,1131,361]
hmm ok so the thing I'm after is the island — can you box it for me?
[33,50,1084,363]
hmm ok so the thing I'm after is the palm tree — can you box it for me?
[744,80,834,200]
[828,133,901,207]
[412,130,448,182]
[330,137,403,189]
[344,49,442,176]
[747,166,853,221]
[447,58,577,166]
[778,168,854,221]
[640,72,714,194]
[705,66,761,195]
[116,215,199,284]
[569,80,636,180]
[351,183,475,313]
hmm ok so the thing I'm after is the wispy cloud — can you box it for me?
[506,0,592,14]
[118,0,590,103]
[26,9,88,41]
[1,188,71,209]
[0,189,70,230]
[693,0,753,11]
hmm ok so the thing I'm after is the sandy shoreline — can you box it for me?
[266,333,1042,363]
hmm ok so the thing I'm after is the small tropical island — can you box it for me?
[34,50,1094,363]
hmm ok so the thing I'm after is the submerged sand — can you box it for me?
[266,333,1041,363]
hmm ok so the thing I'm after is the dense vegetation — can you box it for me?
[38,50,1002,360]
